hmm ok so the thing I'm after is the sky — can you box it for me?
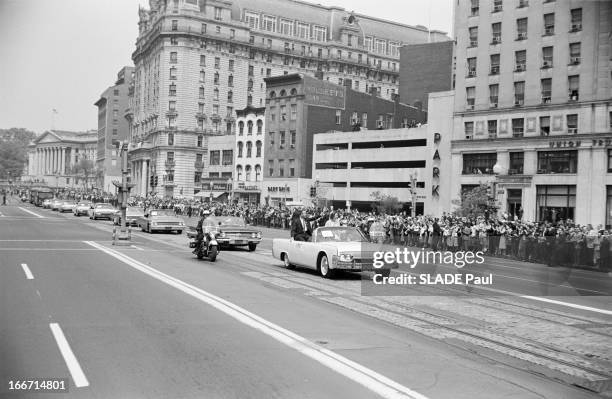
[0,0,453,135]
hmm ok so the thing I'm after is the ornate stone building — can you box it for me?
[125,0,448,198]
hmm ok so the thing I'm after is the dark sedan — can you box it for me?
[206,216,262,252]
[113,207,145,227]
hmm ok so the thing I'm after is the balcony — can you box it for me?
[165,160,176,169]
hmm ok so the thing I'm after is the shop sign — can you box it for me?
[268,186,290,192]
[549,137,612,148]
[304,76,346,109]
[212,183,227,190]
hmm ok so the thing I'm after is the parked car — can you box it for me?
[42,199,53,209]
[58,200,77,213]
[73,201,92,216]
[272,226,396,278]
[201,216,261,252]
[50,199,63,211]
[137,209,185,234]
[89,203,116,220]
[113,207,145,226]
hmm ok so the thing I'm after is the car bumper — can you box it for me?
[331,258,398,271]
[217,238,261,246]
[150,224,184,230]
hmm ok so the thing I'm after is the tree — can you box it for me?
[370,191,403,215]
[71,158,95,188]
[0,128,37,180]
[454,184,496,218]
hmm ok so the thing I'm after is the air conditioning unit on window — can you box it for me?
[515,64,525,72]
[465,135,473,140]
[542,60,552,68]
[542,97,551,103]
[518,32,527,40]
[568,128,578,134]
[570,57,581,64]
[571,23,582,32]
[492,36,501,44]
[376,120,384,128]
[514,99,524,106]
[466,104,475,110]
[470,40,478,47]
[467,70,476,77]
[544,26,554,35]
[493,5,502,12]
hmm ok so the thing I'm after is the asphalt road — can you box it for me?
[1,201,611,399]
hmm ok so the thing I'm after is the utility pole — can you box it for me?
[112,141,135,245]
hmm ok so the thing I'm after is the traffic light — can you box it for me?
[150,175,154,186]
[154,176,159,186]
[486,182,495,199]
[310,186,316,197]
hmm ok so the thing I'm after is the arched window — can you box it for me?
[247,120,253,134]
[290,88,297,95]
[228,75,233,87]
[213,88,219,101]
[213,72,219,85]
[245,165,252,181]
[238,121,244,135]
[247,95,252,106]
[227,90,233,103]
[270,91,276,98]
[255,165,261,181]
[199,86,205,98]
[256,140,262,157]
[256,119,263,134]
[246,141,252,157]
[279,89,286,97]
[236,165,243,181]
[237,141,243,157]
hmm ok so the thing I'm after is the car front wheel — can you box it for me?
[248,243,257,252]
[318,254,334,279]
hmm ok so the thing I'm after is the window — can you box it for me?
[362,113,368,128]
[262,15,276,32]
[490,54,500,74]
[256,141,262,157]
[487,120,497,138]
[222,150,233,166]
[509,152,524,175]
[214,6,222,20]
[198,103,204,114]
[228,60,234,71]
[537,185,576,222]
[290,130,296,148]
[493,0,502,12]
[248,65,254,76]
[568,75,579,101]
[278,159,284,177]
[168,100,176,110]
[199,70,205,82]
[492,22,502,43]
[197,118,204,130]
[489,84,499,107]
[375,39,386,54]
[238,121,244,136]
[198,86,204,99]
[514,81,525,105]
[269,131,275,147]
[213,72,219,85]
[608,150,612,172]
[213,88,219,101]
[197,135,203,147]
[245,11,259,29]
[214,57,220,69]
[171,20,178,31]
[201,23,207,33]
[256,120,263,135]
[543,13,555,35]
[168,133,174,145]
[170,52,177,63]
[227,91,233,103]
[462,153,497,175]
[515,50,526,71]
[540,116,550,136]
[236,165,243,181]
[541,78,552,103]
[517,18,528,40]
[512,118,524,137]
[289,159,295,177]
[237,142,243,158]
[112,128,117,135]
[470,0,479,16]
[169,67,177,80]
[567,114,578,134]
[365,36,373,51]
[570,8,582,31]
[246,141,253,157]
[247,120,253,135]
[194,172,201,183]
[169,83,177,96]
[542,46,553,68]
[296,22,310,39]
[279,131,286,149]
[467,57,477,77]
[268,160,274,176]
[569,42,581,64]
[464,121,474,139]
[289,104,297,120]
[335,110,341,125]
[537,151,577,173]
[313,26,327,42]
[466,86,475,109]
[280,19,293,36]
[469,27,478,47]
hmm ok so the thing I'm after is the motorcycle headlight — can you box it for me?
[339,254,354,262]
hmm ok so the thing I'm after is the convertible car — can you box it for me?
[186,216,261,251]
[272,226,396,278]
[137,209,185,234]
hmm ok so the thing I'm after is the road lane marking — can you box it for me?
[21,263,34,279]
[49,323,89,388]
[18,207,45,218]
[130,245,144,251]
[84,240,428,399]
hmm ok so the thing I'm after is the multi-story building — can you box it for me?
[263,73,428,205]
[126,0,448,199]
[450,0,612,226]
[27,130,98,189]
[94,66,134,192]
[234,106,266,204]
[199,134,234,201]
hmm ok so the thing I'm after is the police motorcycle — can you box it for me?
[188,210,219,262]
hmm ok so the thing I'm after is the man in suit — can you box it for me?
[291,209,316,241]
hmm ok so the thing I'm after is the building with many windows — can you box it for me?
[262,73,428,205]
[234,106,265,203]
[125,0,448,198]
[450,0,612,226]
[94,66,134,192]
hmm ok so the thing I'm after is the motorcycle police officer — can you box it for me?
[195,209,211,249]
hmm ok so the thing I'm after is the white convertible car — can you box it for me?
[272,226,396,278]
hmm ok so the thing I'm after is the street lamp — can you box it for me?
[227,177,233,204]
[409,169,419,218]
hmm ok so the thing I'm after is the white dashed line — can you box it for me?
[49,323,89,388]
[21,263,34,279]
[18,207,45,218]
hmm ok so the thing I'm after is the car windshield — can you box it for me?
[77,202,91,206]
[314,227,367,243]
[63,201,75,205]
[209,216,246,227]
[149,209,175,217]
[126,207,144,216]
[96,204,114,209]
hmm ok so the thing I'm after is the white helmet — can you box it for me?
[202,210,211,216]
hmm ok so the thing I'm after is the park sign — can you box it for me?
[303,75,346,110]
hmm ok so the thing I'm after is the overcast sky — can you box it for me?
[0,0,453,135]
